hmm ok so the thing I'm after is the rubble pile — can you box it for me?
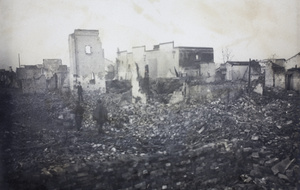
[1,87,299,189]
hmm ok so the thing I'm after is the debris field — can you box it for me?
[0,86,299,190]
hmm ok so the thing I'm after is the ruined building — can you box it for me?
[69,29,106,91]
[16,59,69,94]
[264,59,286,89]
[116,41,215,103]
[0,67,17,88]
[116,41,215,81]
[258,53,300,92]
[225,61,261,82]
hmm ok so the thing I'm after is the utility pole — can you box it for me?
[248,58,251,93]
[18,53,21,68]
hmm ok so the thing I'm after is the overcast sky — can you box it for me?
[0,0,299,69]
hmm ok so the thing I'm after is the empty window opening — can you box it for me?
[85,46,92,54]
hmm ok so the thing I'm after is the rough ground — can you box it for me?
[0,87,299,190]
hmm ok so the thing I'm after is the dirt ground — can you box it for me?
[0,87,299,190]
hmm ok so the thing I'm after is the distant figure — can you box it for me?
[93,99,108,134]
[74,101,84,131]
[77,82,84,102]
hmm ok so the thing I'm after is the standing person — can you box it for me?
[74,101,84,131]
[77,82,84,102]
[93,99,108,134]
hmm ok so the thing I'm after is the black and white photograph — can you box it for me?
[0,0,299,189]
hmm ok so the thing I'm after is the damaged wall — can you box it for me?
[286,68,300,91]
[17,62,69,93]
[43,59,62,79]
[117,42,215,80]
[274,72,285,89]
[17,66,42,80]
[132,46,147,78]
[265,62,274,87]
[225,62,248,81]
[200,62,216,83]
[187,82,246,103]
[105,59,115,80]
[265,61,285,88]
[42,59,69,92]
[21,75,47,94]
[56,65,69,92]
[225,61,261,82]
[69,29,105,91]
[116,51,133,80]
[154,42,179,78]
[47,74,57,91]
[177,47,214,78]
[285,52,300,70]
[46,65,69,92]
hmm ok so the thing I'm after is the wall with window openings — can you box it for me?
[69,29,105,90]
[116,42,214,80]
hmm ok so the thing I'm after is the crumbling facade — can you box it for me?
[69,29,106,91]
[262,54,300,92]
[264,59,286,89]
[116,42,215,102]
[225,61,261,81]
[43,59,69,92]
[286,68,300,91]
[117,42,215,80]
[285,53,300,91]
[16,60,69,94]
[285,52,300,70]
[17,65,46,93]
[105,59,115,80]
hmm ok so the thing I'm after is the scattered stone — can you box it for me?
[265,158,279,166]
[134,181,146,189]
[243,147,252,152]
[271,157,292,175]
[2,84,299,189]
[240,174,252,183]
[251,152,259,158]
[278,173,289,181]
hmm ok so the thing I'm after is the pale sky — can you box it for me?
[0,0,299,70]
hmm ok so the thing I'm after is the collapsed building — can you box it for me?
[116,42,216,103]
[16,59,69,94]
[263,59,286,89]
[14,29,113,95]
[0,67,17,88]
[263,53,300,92]
[69,29,106,92]
[225,61,261,82]
[117,41,215,81]
[285,52,300,91]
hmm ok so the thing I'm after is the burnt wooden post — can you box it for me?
[144,65,150,102]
